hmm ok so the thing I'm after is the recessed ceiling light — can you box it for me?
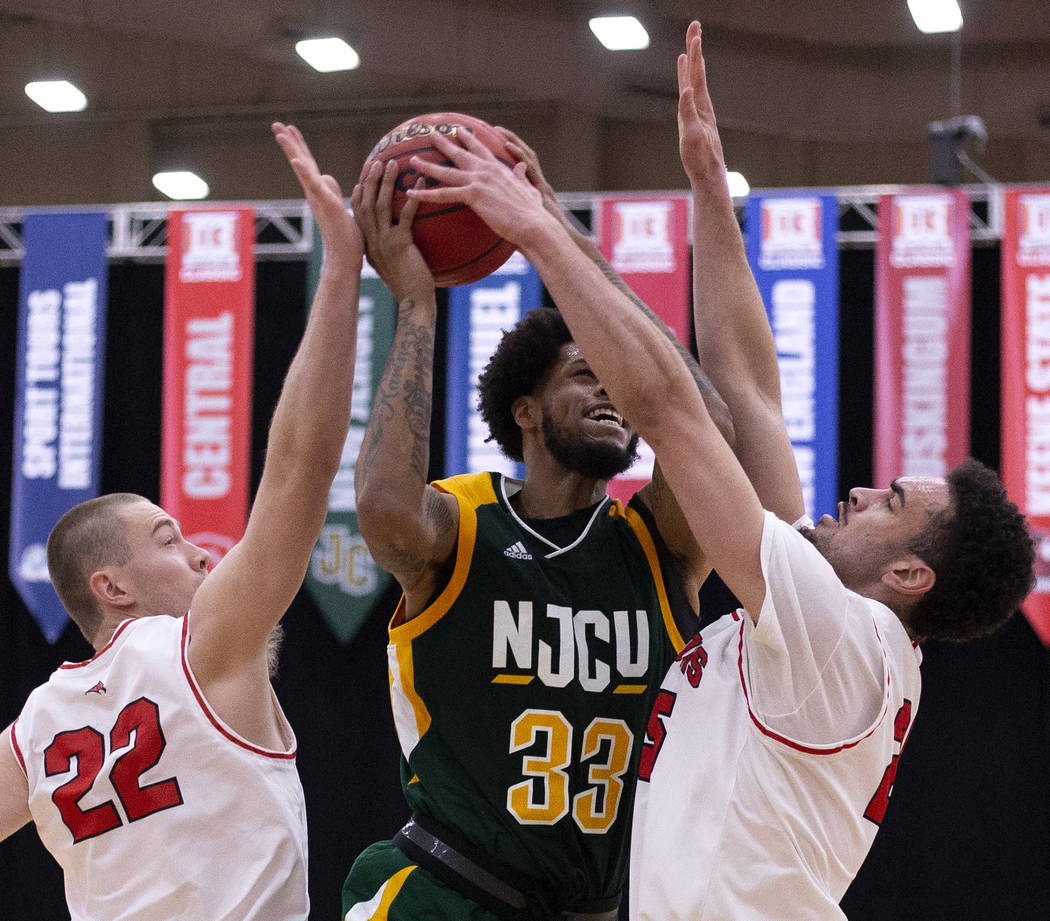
[589,16,650,51]
[152,171,210,200]
[24,80,87,113]
[907,0,963,34]
[726,171,750,198]
[295,37,360,72]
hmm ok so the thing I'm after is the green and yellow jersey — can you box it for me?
[386,471,697,906]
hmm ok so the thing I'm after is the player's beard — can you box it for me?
[542,416,640,480]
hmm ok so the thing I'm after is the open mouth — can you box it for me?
[585,407,625,427]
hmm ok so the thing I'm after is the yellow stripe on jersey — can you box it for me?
[388,642,431,755]
[390,480,485,643]
[618,504,685,652]
[344,864,416,921]
[492,674,535,685]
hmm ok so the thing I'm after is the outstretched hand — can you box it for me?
[404,130,551,251]
[677,22,728,189]
[497,127,562,221]
[350,159,433,301]
[272,122,363,272]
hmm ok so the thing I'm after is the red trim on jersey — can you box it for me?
[736,616,892,756]
[58,618,138,669]
[10,717,27,777]
[179,613,297,760]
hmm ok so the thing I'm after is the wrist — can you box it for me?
[394,288,438,313]
[515,209,570,265]
[318,255,364,285]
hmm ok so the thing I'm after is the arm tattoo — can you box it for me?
[360,301,434,482]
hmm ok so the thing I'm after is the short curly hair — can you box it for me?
[907,457,1035,642]
[476,307,573,462]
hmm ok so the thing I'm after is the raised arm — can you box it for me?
[500,127,733,447]
[186,123,363,728]
[500,128,730,595]
[679,21,804,524]
[350,161,459,618]
[405,131,769,619]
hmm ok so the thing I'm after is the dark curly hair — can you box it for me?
[476,307,573,462]
[907,457,1035,642]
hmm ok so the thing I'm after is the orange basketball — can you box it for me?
[359,112,517,287]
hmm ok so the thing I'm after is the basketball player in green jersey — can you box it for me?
[341,148,733,919]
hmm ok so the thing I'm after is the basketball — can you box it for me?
[359,112,518,287]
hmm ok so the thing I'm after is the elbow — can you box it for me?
[623,375,681,441]
[355,486,415,549]
[355,493,425,574]
[626,374,721,454]
[704,391,735,449]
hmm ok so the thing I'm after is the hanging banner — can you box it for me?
[598,195,691,503]
[10,212,109,642]
[306,242,396,644]
[161,208,255,564]
[745,193,840,521]
[874,190,971,487]
[446,251,543,479]
[1001,187,1050,645]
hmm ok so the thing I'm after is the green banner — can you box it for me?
[305,228,396,643]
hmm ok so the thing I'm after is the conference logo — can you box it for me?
[759,197,824,271]
[890,195,956,268]
[611,200,675,273]
[1018,194,1050,268]
[179,211,244,283]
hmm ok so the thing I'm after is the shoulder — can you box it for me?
[432,471,500,505]
[760,513,834,581]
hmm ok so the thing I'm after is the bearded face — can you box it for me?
[541,413,640,480]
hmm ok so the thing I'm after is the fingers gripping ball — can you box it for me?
[360,112,518,287]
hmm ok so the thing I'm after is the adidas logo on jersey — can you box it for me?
[503,541,532,560]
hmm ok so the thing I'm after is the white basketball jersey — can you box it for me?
[10,613,309,921]
[630,513,922,921]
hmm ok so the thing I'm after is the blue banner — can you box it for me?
[745,194,839,521]
[445,253,542,478]
[10,212,109,642]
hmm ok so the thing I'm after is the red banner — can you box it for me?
[1001,187,1050,645]
[162,208,255,564]
[598,195,691,503]
[874,190,971,487]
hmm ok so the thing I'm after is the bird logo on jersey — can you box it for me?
[85,681,107,695]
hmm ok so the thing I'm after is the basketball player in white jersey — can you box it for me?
[0,123,362,921]
[376,24,1035,919]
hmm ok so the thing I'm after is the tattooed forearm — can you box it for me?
[358,301,435,484]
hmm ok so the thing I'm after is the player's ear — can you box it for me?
[512,394,539,431]
[89,568,134,610]
[881,555,935,598]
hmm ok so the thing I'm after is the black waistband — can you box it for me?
[392,813,621,921]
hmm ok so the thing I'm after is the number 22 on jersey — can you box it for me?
[44,696,183,843]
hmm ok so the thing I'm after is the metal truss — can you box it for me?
[0,200,314,267]
[0,184,1005,266]
[563,183,1002,250]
